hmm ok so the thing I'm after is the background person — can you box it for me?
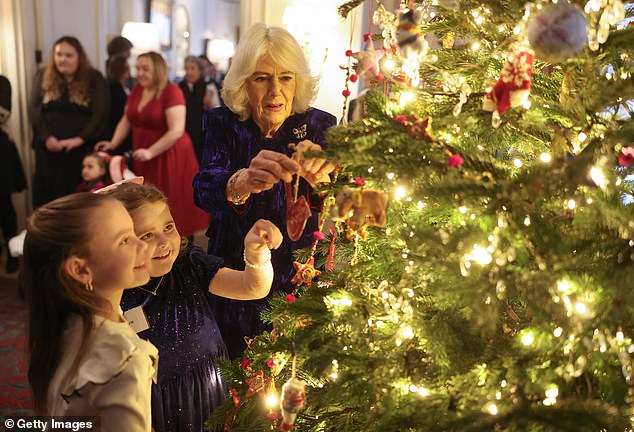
[96,51,208,238]
[0,75,26,273]
[193,23,336,359]
[178,55,220,163]
[29,35,109,206]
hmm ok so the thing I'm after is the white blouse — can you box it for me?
[47,314,158,431]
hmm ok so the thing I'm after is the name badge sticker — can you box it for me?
[123,306,150,333]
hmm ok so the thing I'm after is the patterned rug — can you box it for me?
[0,276,33,415]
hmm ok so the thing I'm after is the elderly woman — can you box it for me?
[193,23,336,359]
[178,55,220,162]
[97,51,208,238]
[29,36,109,206]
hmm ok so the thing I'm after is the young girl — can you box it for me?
[107,182,282,432]
[76,152,108,192]
[23,192,156,431]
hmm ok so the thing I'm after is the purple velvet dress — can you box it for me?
[193,106,336,359]
[120,246,227,432]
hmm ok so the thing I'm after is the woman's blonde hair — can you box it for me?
[42,36,92,106]
[138,51,168,97]
[221,23,319,121]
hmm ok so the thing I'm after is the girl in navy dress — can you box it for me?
[107,182,282,432]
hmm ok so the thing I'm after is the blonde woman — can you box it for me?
[29,36,109,206]
[97,52,207,238]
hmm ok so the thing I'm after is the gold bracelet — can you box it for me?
[228,168,250,205]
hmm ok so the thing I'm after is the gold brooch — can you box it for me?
[292,124,307,139]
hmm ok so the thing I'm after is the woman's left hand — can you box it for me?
[133,148,153,162]
[293,140,335,187]
[59,137,84,152]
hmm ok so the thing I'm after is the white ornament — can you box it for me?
[527,1,588,63]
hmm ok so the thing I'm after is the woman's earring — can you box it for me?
[85,280,93,292]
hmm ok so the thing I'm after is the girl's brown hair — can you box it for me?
[24,193,114,414]
[42,36,93,106]
[105,181,167,213]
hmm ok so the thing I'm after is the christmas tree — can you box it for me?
[212,0,634,431]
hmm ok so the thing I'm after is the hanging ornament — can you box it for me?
[527,1,587,63]
[395,7,428,60]
[245,370,266,397]
[330,187,388,239]
[482,49,534,124]
[280,377,306,431]
[291,257,322,288]
[394,114,436,142]
[618,146,634,167]
[285,178,312,242]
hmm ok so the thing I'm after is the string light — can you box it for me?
[540,153,552,163]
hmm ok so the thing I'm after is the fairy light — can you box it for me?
[266,393,278,408]
[402,326,414,339]
[395,186,407,200]
[513,158,523,168]
[554,327,563,337]
[523,215,531,226]
[383,58,395,72]
[590,166,607,189]
[465,244,493,265]
[567,199,576,210]
[496,391,502,399]
[417,201,426,209]
[557,280,572,294]
[617,329,625,341]
[498,25,505,32]
[578,132,587,142]
[459,205,468,214]
[540,153,552,163]
[387,172,395,180]
[399,91,416,107]
[543,385,559,406]
[521,330,535,346]
[418,387,429,397]
[574,301,588,316]
[471,41,481,51]
[501,380,507,387]
[485,402,499,415]
[522,99,531,109]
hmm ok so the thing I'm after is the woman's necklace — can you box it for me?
[136,275,165,296]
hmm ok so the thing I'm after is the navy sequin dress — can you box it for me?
[193,106,336,359]
[121,246,227,432]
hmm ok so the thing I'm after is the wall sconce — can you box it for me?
[206,38,235,70]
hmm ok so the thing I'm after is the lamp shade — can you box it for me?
[206,38,235,63]
[121,22,160,52]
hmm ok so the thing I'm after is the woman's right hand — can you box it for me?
[240,150,300,195]
[95,140,114,152]
[45,136,64,152]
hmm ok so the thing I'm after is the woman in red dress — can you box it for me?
[97,51,207,237]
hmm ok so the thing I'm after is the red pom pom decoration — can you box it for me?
[342,89,351,97]
[267,412,279,421]
[313,231,325,240]
[240,358,252,370]
[345,49,353,57]
[286,293,297,303]
[447,154,464,168]
[355,177,366,186]
[619,146,634,167]
[363,32,372,42]
[349,74,359,83]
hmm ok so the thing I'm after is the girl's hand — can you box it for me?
[133,148,153,162]
[95,140,114,152]
[45,136,64,152]
[244,219,283,265]
[242,150,300,194]
[293,140,335,187]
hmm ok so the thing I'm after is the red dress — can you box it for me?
[126,83,208,236]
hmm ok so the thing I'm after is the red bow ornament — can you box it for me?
[483,50,534,116]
